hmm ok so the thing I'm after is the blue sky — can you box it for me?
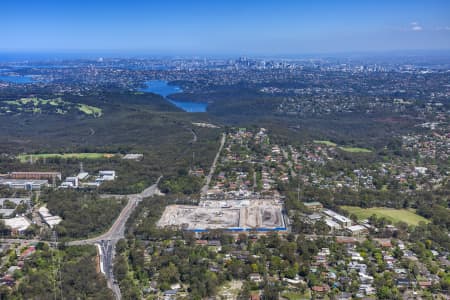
[2,0,450,55]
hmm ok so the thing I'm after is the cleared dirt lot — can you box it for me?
[157,199,284,230]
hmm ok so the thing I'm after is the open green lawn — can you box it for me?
[313,140,337,147]
[18,153,115,162]
[2,97,102,117]
[313,140,371,153]
[338,146,372,153]
[341,206,429,226]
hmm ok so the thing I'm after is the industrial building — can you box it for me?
[323,209,352,228]
[325,219,341,231]
[38,207,62,228]
[60,176,79,188]
[346,225,369,236]
[304,201,324,212]
[0,179,48,190]
[123,154,144,161]
[9,171,61,181]
[77,172,89,180]
[97,170,116,181]
[2,217,31,235]
[60,170,116,188]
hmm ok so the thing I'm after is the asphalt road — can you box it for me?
[0,177,162,300]
[188,127,197,144]
[4,164,362,300]
[69,177,162,246]
[201,133,226,196]
[67,176,162,300]
[98,240,121,298]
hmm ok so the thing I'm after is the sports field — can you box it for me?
[340,206,429,226]
[313,140,372,153]
[338,146,372,153]
[18,153,115,162]
[313,140,337,147]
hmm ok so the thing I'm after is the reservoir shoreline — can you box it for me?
[140,80,207,113]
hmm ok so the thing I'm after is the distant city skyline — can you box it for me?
[2,0,450,55]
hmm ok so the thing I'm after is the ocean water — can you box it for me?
[141,80,207,112]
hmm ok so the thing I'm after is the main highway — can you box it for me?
[67,176,162,300]
[0,132,224,299]
[0,131,225,299]
[0,167,366,300]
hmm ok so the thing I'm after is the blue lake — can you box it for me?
[140,80,207,112]
[0,75,34,84]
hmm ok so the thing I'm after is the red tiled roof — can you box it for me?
[312,285,330,292]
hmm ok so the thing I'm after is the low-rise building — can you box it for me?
[9,171,61,181]
[3,217,31,234]
[323,209,352,228]
[304,201,324,211]
[60,176,79,188]
[307,213,322,222]
[123,154,144,161]
[325,218,341,231]
[38,207,62,228]
[249,273,263,283]
[0,179,48,190]
[347,225,369,236]
[98,170,116,181]
[77,172,89,180]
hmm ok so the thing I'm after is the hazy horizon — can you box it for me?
[1,49,450,63]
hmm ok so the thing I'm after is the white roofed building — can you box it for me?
[347,225,369,236]
[38,207,62,228]
[3,217,31,234]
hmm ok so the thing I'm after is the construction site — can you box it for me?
[157,199,286,232]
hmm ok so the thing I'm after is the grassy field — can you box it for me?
[313,140,337,147]
[1,97,102,117]
[338,146,372,153]
[313,140,371,153]
[341,206,429,226]
[18,153,115,162]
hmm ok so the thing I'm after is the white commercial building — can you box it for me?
[98,170,116,181]
[347,225,369,236]
[3,217,31,234]
[0,179,48,190]
[38,207,62,228]
[60,176,79,188]
[323,209,352,228]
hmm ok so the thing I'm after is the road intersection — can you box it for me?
[68,177,162,299]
